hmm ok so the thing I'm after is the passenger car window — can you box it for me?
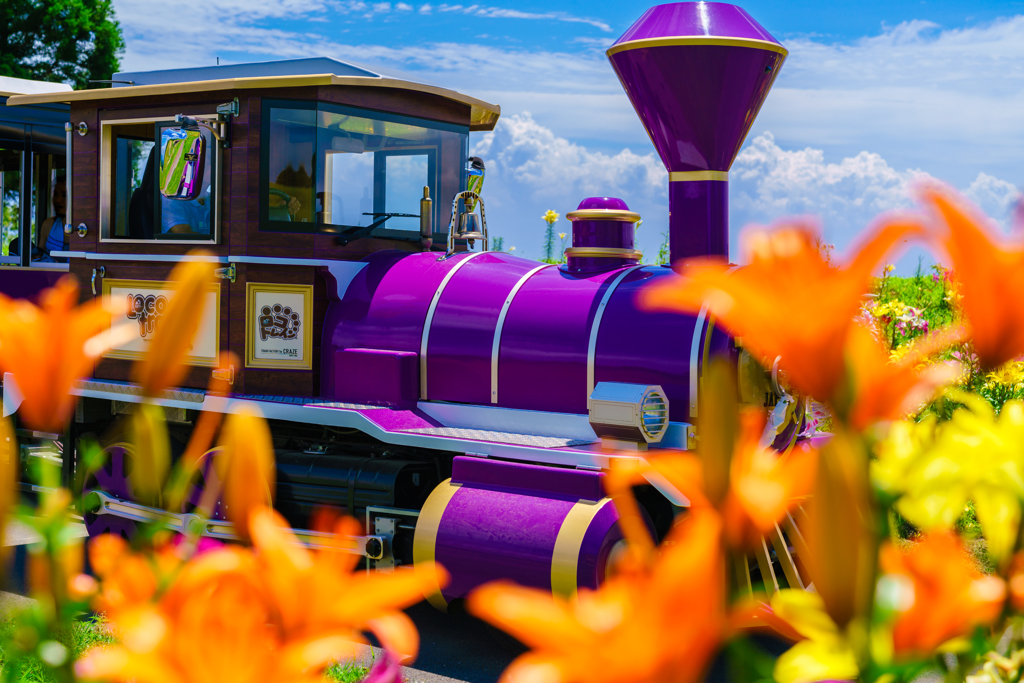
[0,147,22,261]
[103,119,218,242]
[1,145,67,264]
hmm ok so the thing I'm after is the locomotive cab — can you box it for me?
[7,57,499,396]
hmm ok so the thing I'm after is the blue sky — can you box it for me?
[111,0,1024,268]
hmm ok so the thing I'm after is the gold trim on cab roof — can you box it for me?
[5,73,501,131]
[607,36,788,57]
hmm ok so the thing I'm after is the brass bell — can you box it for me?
[457,212,485,240]
[440,190,488,259]
[457,212,486,246]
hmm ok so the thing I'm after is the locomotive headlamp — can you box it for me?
[588,383,669,451]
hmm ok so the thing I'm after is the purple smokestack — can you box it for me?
[607,2,786,264]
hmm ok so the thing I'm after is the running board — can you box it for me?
[86,490,382,556]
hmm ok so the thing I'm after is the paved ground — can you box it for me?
[1,520,512,683]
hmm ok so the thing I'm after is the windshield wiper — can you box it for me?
[324,212,420,245]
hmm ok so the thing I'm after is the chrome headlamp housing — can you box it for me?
[588,382,669,450]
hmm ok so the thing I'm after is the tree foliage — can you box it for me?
[0,0,125,89]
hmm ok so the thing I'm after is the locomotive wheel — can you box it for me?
[740,505,810,594]
[82,444,141,540]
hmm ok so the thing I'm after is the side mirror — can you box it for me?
[159,126,206,200]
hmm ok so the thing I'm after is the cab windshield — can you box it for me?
[260,100,467,241]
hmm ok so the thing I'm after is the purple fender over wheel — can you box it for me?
[83,445,139,540]
[413,456,624,610]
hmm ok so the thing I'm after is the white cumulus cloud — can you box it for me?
[473,119,1020,268]
[471,113,666,259]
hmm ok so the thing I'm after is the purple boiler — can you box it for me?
[323,232,731,423]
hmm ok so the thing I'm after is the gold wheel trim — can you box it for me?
[551,498,615,599]
[412,479,462,611]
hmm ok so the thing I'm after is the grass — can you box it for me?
[0,615,369,683]
[0,615,116,683]
[326,659,371,683]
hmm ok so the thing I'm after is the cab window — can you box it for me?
[261,100,467,241]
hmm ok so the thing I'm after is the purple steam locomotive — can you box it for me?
[2,2,789,607]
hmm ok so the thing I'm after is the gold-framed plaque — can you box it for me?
[102,278,221,366]
[245,283,313,370]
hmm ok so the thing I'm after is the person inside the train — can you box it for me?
[128,146,213,237]
[162,183,212,234]
[34,175,68,262]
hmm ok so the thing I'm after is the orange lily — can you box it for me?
[131,254,216,397]
[216,405,276,542]
[248,507,443,659]
[164,351,240,513]
[721,410,817,550]
[0,416,13,547]
[880,533,1005,657]
[640,220,921,406]
[843,322,963,430]
[0,276,112,432]
[468,509,727,683]
[79,506,445,683]
[920,185,1024,371]
[80,541,311,683]
[1008,552,1024,613]
[605,408,816,554]
[803,427,876,631]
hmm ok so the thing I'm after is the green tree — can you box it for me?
[1,0,125,89]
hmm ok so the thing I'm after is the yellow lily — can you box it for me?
[873,394,1024,564]
[804,427,876,630]
[0,416,13,547]
[128,403,171,507]
[770,590,860,683]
